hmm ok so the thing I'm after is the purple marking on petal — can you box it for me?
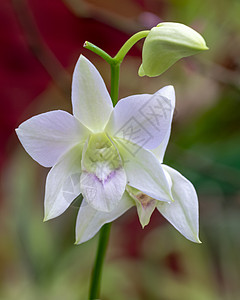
[134,192,156,209]
[103,169,118,184]
[83,168,120,186]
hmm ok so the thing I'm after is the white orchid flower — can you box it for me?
[74,73,200,244]
[16,55,200,245]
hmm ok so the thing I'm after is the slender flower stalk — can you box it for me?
[89,223,111,299]
[113,30,150,63]
[83,41,113,65]
[110,64,120,106]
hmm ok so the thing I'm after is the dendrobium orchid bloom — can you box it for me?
[16,55,200,245]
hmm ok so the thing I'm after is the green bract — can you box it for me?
[139,22,208,77]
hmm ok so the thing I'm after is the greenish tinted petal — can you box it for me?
[139,22,208,77]
[127,186,157,228]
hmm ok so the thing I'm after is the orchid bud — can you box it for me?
[139,22,208,77]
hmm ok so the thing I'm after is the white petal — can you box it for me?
[71,55,113,132]
[106,85,175,150]
[80,134,127,212]
[115,138,173,202]
[16,110,88,167]
[80,168,127,212]
[75,192,134,244]
[152,86,176,162]
[157,165,201,243]
[44,144,84,221]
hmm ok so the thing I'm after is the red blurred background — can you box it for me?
[0,0,146,169]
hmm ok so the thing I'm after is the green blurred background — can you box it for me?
[1,0,240,299]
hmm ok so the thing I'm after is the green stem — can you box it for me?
[110,64,120,106]
[89,223,112,299]
[113,30,150,63]
[84,41,113,65]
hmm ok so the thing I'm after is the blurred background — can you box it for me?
[1,0,240,299]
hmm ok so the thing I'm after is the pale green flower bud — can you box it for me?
[139,22,208,77]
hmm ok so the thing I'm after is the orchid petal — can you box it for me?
[157,165,201,243]
[44,144,84,221]
[72,55,113,132]
[127,186,157,228]
[152,86,175,162]
[80,133,127,212]
[16,110,88,167]
[106,85,175,150]
[75,192,134,244]
[116,138,173,202]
